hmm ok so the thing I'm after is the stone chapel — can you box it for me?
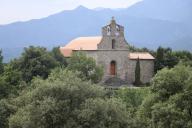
[60,17,155,85]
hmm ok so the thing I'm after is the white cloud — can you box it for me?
[0,0,141,25]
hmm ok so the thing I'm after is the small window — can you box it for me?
[107,26,111,35]
[112,39,115,49]
[116,25,120,31]
[107,26,110,32]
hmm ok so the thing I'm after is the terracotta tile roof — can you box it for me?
[60,36,102,57]
[129,52,155,60]
[59,48,73,57]
[64,36,102,50]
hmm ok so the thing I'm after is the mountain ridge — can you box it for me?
[0,1,192,62]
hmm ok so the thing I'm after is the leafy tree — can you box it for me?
[151,65,190,101]
[151,101,186,128]
[115,87,150,108]
[9,69,106,128]
[0,62,23,100]
[114,88,151,128]
[50,47,67,67]
[2,64,22,86]
[137,64,192,127]
[155,47,165,72]
[155,47,179,72]
[0,78,12,99]
[8,68,134,128]
[0,99,15,128]
[11,46,59,82]
[67,52,103,83]
[77,98,132,128]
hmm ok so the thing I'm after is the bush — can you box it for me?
[67,52,103,83]
[9,69,106,128]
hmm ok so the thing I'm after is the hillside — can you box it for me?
[0,0,192,62]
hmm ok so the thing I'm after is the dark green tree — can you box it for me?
[137,64,192,127]
[155,47,179,72]
[8,69,106,128]
[2,64,22,86]
[0,99,15,128]
[155,47,165,72]
[50,47,67,67]
[11,46,59,82]
[77,98,132,128]
[134,58,142,86]
[0,78,11,99]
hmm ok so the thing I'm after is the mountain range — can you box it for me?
[0,0,192,62]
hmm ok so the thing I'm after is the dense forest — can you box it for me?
[0,46,192,128]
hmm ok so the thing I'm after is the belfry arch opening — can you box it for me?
[110,61,116,76]
[112,39,115,49]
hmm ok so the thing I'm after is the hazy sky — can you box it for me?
[0,0,141,25]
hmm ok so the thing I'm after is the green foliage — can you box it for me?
[11,46,59,82]
[151,65,191,101]
[9,69,107,128]
[151,102,186,128]
[2,64,22,86]
[137,65,192,127]
[0,78,12,99]
[1,44,192,128]
[115,87,150,108]
[155,47,178,72]
[8,68,135,128]
[154,47,192,72]
[50,47,67,67]
[77,98,132,128]
[0,99,15,128]
[67,52,103,83]
[129,46,155,56]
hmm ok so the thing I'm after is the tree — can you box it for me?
[0,50,4,74]
[134,58,142,86]
[77,98,132,128]
[0,99,15,128]
[115,87,150,108]
[8,68,134,128]
[2,64,22,86]
[136,64,192,127]
[151,65,190,101]
[11,46,59,82]
[155,47,179,72]
[67,52,103,83]
[0,78,12,99]
[9,69,106,128]
[50,47,67,67]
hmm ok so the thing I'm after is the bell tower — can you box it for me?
[98,17,129,50]
[102,17,125,37]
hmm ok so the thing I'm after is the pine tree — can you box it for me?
[134,57,142,86]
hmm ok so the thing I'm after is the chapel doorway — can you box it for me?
[110,61,116,75]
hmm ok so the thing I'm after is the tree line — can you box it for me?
[0,46,192,128]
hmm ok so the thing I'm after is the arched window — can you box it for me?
[112,39,115,49]
[110,61,116,76]
[116,25,120,31]
[107,26,111,35]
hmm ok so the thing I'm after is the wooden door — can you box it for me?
[110,61,116,75]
